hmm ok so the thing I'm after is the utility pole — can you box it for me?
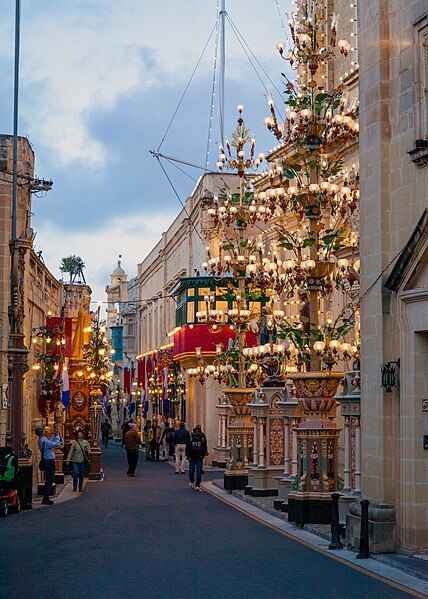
[218,0,226,148]
[8,0,31,457]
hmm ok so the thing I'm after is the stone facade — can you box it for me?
[136,173,237,456]
[25,250,62,472]
[0,135,35,445]
[358,0,428,553]
[0,134,61,476]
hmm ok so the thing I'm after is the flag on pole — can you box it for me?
[162,396,169,418]
[162,366,169,419]
[142,388,148,418]
[61,364,70,412]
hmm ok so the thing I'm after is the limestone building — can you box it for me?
[136,173,238,456]
[106,259,138,432]
[25,251,62,470]
[358,0,428,553]
[0,134,61,472]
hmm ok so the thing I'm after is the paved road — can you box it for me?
[2,444,416,599]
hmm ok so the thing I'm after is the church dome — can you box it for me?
[111,258,126,277]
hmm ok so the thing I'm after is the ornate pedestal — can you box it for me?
[54,447,65,484]
[274,384,303,511]
[224,388,254,491]
[245,386,286,497]
[335,371,361,495]
[287,371,343,525]
[88,391,103,480]
[213,395,231,467]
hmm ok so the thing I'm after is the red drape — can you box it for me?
[124,368,131,394]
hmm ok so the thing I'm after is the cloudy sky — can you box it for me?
[0,0,292,304]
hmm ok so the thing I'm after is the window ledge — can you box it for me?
[407,139,428,167]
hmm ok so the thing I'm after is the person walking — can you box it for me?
[186,425,208,491]
[149,419,162,461]
[101,420,111,448]
[143,419,152,460]
[161,421,175,462]
[196,424,208,474]
[124,423,143,477]
[66,429,91,492]
[165,421,175,461]
[174,421,190,474]
[121,419,130,447]
[36,425,62,505]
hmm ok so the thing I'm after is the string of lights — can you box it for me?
[205,0,220,170]
[226,14,285,120]
[274,0,292,49]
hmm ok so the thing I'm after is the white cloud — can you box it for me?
[20,15,150,166]
[2,0,288,168]
[33,210,178,303]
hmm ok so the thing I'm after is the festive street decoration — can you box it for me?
[257,0,360,522]
[32,320,66,421]
[80,307,115,387]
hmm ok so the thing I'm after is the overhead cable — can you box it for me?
[156,21,217,153]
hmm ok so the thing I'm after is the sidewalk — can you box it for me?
[31,473,100,509]
[202,479,428,598]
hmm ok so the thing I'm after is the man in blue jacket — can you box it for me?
[36,425,62,505]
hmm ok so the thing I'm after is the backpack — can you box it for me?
[166,430,174,443]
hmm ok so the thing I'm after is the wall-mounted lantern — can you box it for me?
[381,358,400,392]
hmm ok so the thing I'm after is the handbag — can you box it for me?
[38,440,46,471]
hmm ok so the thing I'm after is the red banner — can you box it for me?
[124,368,131,394]
[137,359,145,388]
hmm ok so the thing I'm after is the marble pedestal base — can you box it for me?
[346,501,396,553]
[288,491,333,524]
[224,471,248,491]
[212,446,229,468]
[245,467,281,497]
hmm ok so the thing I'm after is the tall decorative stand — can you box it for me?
[287,371,343,524]
[89,389,103,480]
[335,371,361,495]
[224,388,254,491]
[274,384,303,511]
[213,394,231,467]
[246,385,286,496]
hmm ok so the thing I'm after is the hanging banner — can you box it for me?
[124,368,131,394]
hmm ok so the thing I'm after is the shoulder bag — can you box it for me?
[76,440,90,465]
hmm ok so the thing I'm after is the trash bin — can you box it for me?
[16,463,33,510]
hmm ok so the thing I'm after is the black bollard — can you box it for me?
[329,492,343,550]
[356,499,370,559]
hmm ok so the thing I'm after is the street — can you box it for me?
[1,445,417,599]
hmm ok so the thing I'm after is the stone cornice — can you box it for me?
[385,209,428,291]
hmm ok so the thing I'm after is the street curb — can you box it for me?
[373,553,428,585]
[202,481,428,599]
[31,474,97,510]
